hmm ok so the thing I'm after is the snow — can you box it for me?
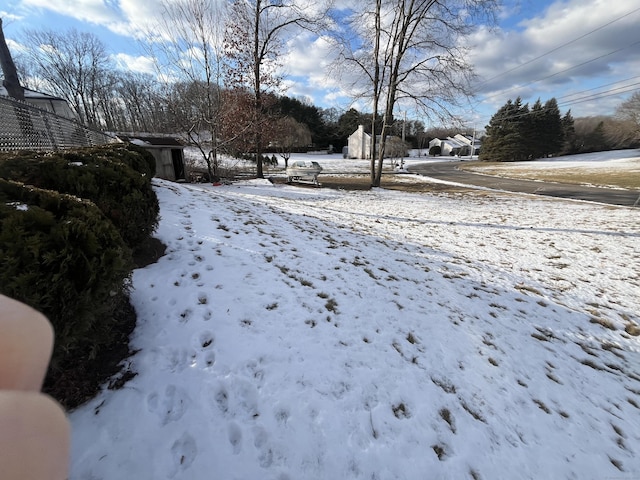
[69,151,640,480]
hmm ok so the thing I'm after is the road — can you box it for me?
[408,161,640,207]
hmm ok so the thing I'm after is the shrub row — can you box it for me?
[0,144,159,247]
[0,143,159,408]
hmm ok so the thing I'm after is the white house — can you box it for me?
[347,125,406,159]
[429,134,481,156]
[347,125,371,159]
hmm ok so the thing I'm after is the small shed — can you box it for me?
[117,134,186,181]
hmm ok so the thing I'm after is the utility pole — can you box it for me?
[401,110,406,169]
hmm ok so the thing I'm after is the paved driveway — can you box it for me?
[408,161,640,207]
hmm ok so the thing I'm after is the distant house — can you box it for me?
[347,125,405,159]
[348,125,371,159]
[0,86,76,119]
[116,134,186,181]
[429,134,481,156]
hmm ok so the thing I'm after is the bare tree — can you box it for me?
[142,0,228,180]
[272,116,312,167]
[21,28,113,128]
[614,91,640,146]
[332,0,497,186]
[224,0,329,178]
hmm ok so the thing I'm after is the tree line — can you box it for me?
[480,93,640,162]
[10,0,635,175]
[8,0,500,184]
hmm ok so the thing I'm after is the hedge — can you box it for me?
[0,179,133,374]
[0,144,159,248]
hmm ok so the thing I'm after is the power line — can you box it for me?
[470,79,640,126]
[558,85,640,108]
[475,5,640,89]
[555,75,640,102]
[477,39,640,105]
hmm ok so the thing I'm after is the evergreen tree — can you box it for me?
[528,98,546,159]
[482,96,567,161]
[481,97,530,161]
[542,98,564,157]
[561,109,576,154]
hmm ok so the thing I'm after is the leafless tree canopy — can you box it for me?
[330,0,497,185]
[222,0,330,177]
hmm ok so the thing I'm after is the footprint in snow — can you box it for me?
[228,422,243,454]
[147,385,189,425]
[169,432,197,477]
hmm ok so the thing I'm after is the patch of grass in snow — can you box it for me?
[460,400,486,422]
[580,358,606,371]
[324,298,339,313]
[459,163,640,189]
[532,399,551,414]
[624,322,640,336]
[515,283,543,296]
[431,376,457,394]
[439,408,456,433]
[352,256,368,267]
[577,343,599,357]
[266,303,278,310]
[431,444,446,460]
[589,316,617,330]
[601,342,627,360]
[363,267,377,279]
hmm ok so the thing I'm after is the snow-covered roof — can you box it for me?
[116,134,184,148]
[0,85,67,101]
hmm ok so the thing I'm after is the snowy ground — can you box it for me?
[70,151,640,480]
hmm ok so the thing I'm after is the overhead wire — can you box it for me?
[470,5,640,120]
[474,5,640,89]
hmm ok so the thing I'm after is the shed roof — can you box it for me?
[117,134,184,148]
[0,85,67,101]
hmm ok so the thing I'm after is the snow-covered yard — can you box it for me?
[70,152,640,479]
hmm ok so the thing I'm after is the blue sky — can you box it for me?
[2,0,640,128]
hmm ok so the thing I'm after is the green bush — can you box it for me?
[0,144,159,247]
[0,179,133,373]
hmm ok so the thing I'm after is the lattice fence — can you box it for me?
[0,96,113,152]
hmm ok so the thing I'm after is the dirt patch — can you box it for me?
[275,173,474,194]
[459,161,640,189]
[133,236,167,268]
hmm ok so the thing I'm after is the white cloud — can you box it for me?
[112,52,155,74]
[467,0,640,117]
[21,0,120,25]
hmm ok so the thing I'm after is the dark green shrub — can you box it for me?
[0,179,133,374]
[0,144,159,248]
